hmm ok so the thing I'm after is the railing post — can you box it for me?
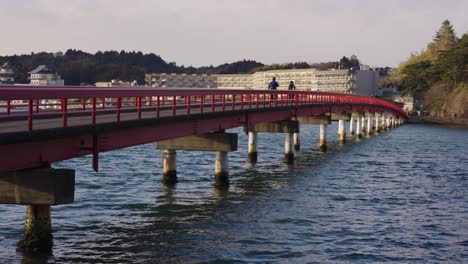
[116,97,121,122]
[6,100,11,115]
[62,98,68,128]
[28,99,33,131]
[222,94,225,112]
[232,94,235,111]
[82,98,86,111]
[200,95,204,113]
[187,96,191,115]
[240,94,244,110]
[156,96,160,118]
[102,97,105,109]
[35,99,39,113]
[172,96,176,116]
[92,98,96,125]
[137,96,142,120]
[211,95,215,112]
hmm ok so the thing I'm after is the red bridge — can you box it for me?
[0,85,406,253]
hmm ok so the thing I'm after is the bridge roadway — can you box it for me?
[0,85,407,253]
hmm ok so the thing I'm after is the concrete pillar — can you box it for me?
[367,116,372,135]
[349,116,354,135]
[319,124,327,152]
[356,117,362,139]
[284,133,294,164]
[361,117,366,133]
[17,205,53,253]
[0,167,75,253]
[375,114,380,133]
[339,120,346,143]
[162,149,177,185]
[338,120,342,135]
[381,115,386,131]
[248,131,258,163]
[215,151,229,187]
[293,132,300,151]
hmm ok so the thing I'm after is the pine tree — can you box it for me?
[428,19,458,58]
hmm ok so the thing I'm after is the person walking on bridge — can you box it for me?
[288,80,296,99]
[268,77,279,99]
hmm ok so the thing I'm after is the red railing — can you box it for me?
[0,85,407,132]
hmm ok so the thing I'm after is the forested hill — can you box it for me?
[0,49,264,85]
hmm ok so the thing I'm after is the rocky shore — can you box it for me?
[407,115,468,128]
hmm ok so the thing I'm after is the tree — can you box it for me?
[428,19,458,59]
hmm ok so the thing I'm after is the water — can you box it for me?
[1,124,467,263]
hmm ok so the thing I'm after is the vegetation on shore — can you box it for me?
[382,20,467,118]
[1,48,377,86]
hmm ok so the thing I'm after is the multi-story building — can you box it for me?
[28,65,64,86]
[0,62,14,85]
[95,79,138,87]
[145,73,216,88]
[145,68,379,96]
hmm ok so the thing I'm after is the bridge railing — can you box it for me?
[0,85,407,132]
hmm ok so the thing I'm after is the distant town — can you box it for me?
[0,60,415,114]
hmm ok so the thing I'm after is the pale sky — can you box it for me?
[1,0,467,67]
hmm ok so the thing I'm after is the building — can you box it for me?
[145,73,216,88]
[28,65,64,86]
[0,62,14,85]
[95,79,138,87]
[394,95,415,113]
[145,68,380,96]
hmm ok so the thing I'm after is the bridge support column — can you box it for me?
[248,132,258,163]
[293,132,300,151]
[339,120,346,143]
[162,149,177,185]
[157,132,237,187]
[296,116,330,152]
[361,117,366,133]
[375,114,380,133]
[215,151,229,187]
[249,120,299,162]
[349,117,354,135]
[381,115,387,131]
[367,116,372,136]
[320,124,327,152]
[356,118,362,139]
[285,133,294,164]
[0,167,75,253]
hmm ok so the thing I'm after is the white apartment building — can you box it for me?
[0,62,14,85]
[28,65,64,86]
[145,68,379,96]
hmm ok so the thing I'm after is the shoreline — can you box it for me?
[407,116,468,129]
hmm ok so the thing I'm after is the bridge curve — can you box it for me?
[0,85,406,172]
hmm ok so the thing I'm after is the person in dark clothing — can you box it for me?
[288,81,296,99]
[268,77,279,99]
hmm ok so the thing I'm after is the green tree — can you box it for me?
[428,19,458,59]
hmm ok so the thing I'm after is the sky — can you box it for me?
[1,0,467,67]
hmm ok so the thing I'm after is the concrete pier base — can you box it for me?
[215,151,229,188]
[157,132,238,187]
[361,117,366,133]
[339,120,346,143]
[17,205,53,253]
[356,118,362,139]
[0,167,75,253]
[375,114,380,133]
[367,116,372,136]
[248,132,258,163]
[319,124,327,152]
[349,117,354,135]
[284,133,294,164]
[162,149,177,185]
[293,132,300,151]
